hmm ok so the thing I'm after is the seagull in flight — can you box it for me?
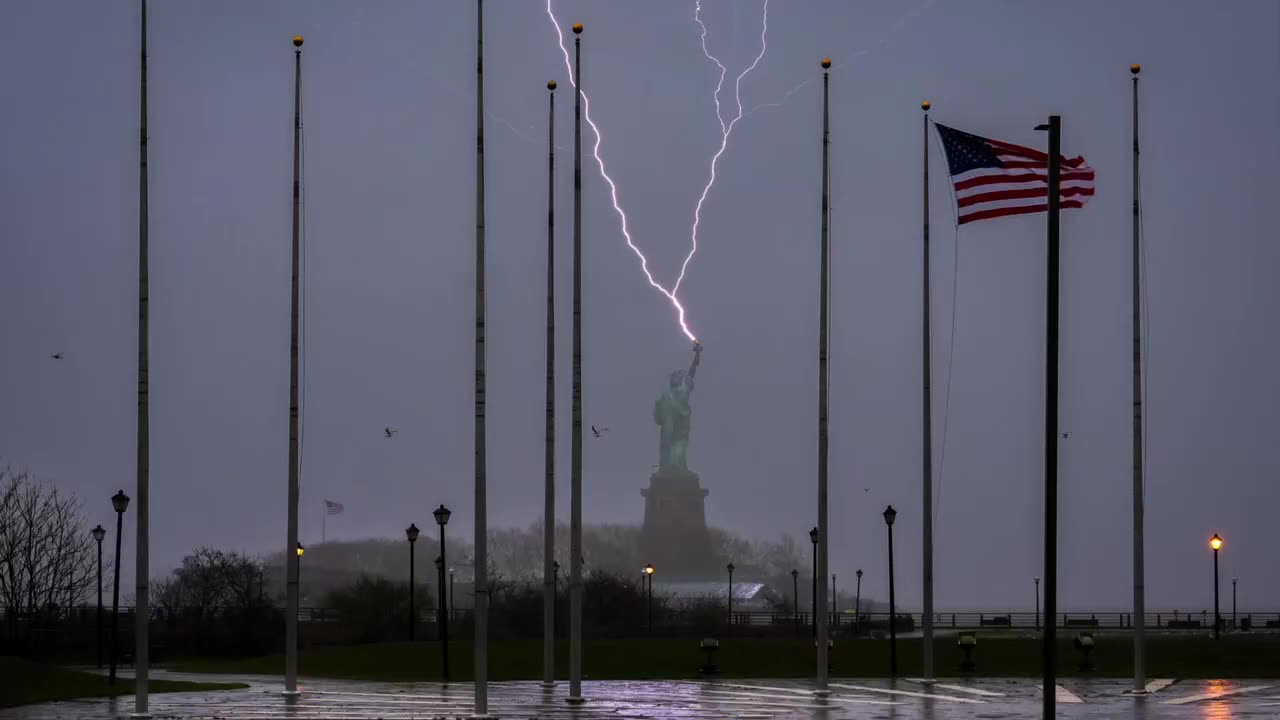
[384,427,398,438]
[591,425,609,438]
[50,353,63,360]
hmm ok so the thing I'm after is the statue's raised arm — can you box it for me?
[686,340,703,383]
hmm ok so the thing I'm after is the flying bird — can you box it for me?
[384,427,398,438]
[50,353,63,360]
[591,425,609,438]
[1061,432,1071,439]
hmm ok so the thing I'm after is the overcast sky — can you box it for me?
[2,0,1277,612]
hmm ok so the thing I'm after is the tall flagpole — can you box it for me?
[567,21,586,706]
[1130,62,1147,694]
[1037,114,1062,720]
[542,78,558,689]
[814,57,832,696]
[133,1,151,715]
[283,33,304,698]
[473,0,491,714]
[920,99,935,682]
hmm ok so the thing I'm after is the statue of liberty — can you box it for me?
[653,341,702,472]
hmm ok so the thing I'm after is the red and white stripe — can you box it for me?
[952,138,1095,225]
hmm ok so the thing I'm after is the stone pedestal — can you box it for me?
[640,468,717,579]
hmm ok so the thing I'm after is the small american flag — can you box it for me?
[934,123,1095,225]
[325,499,344,515]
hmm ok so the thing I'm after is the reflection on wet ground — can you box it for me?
[2,673,1277,719]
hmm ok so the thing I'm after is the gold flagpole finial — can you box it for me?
[1130,63,1141,75]
[921,100,931,112]
[572,23,583,34]
[548,80,557,91]
[292,35,304,47]
[821,57,832,69]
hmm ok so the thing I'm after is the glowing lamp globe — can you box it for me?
[1209,534,1223,551]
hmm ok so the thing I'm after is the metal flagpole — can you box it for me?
[283,33,304,699]
[473,0,491,714]
[567,21,586,706]
[542,78,558,690]
[1036,114,1062,720]
[133,0,152,715]
[921,99,935,682]
[1129,62,1147,694]
[814,57,832,696]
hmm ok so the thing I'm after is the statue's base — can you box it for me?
[640,468,717,579]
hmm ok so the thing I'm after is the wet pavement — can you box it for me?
[4,673,1278,718]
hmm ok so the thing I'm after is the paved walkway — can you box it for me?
[5,674,1279,718]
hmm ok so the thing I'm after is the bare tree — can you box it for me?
[0,465,98,625]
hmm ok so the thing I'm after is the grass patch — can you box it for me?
[173,633,1280,681]
[0,656,247,708]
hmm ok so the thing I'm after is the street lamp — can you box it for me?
[1209,534,1223,640]
[295,543,304,615]
[644,564,655,635]
[91,524,106,668]
[791,569,800,632]
[108,490,129,686]
[832,573,837,627]
[883,504,898,676]
[433,504,451,681]
[1035,577,1041,631]
[726,563,735,631]
[855,569,863,628]
[405,523,419,641]
[809,527,818,638]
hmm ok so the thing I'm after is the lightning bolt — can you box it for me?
[546,2,697,342]
[674,0,769,294]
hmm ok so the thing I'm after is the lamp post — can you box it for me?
[809,527,818,638]
[551,561,559,636]
[855,569,863,628]
[726,563,734,631]
[405,523,419,641]
[1210,534,1222,640]
[1232,576,1237,630]
[108,490,129,685]
[832,574,837,626]
[644,564,655,635]
[883,505,898,676]
[296,542,305,647]
[450,567,456,622]
[433,504,451,680]
[791,569,799,632]
[1035,577,1041,631]
[91,524,105,668]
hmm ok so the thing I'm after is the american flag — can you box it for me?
[934,123,1095,225]
[325,499,344,515]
